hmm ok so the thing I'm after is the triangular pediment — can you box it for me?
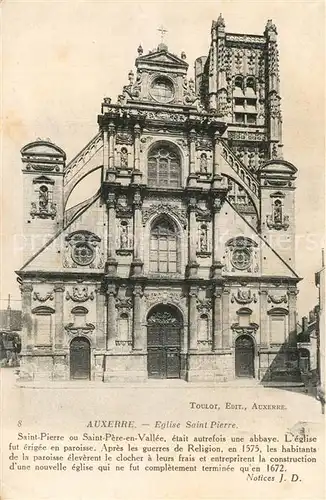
[136,48,188,69]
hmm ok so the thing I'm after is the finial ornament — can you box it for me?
[181,51,186,60]
[137,44,143,56]
[265,19,277,34]
[217,13,225,28]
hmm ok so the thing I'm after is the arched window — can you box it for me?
[148,145,181,188]
[150,218,178,273]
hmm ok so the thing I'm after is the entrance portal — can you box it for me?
[70,337,91,380]
[235,335,255,378]
[147,305,182,379]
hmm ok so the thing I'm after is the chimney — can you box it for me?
[302,316,308,331]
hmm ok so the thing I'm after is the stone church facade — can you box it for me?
[17,16,301,383]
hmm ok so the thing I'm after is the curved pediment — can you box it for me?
[21,140,66,159]
[259,159,297,175]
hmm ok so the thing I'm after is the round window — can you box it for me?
[150,77,174,103]
[231,248,251,270]
[72,242,95,266]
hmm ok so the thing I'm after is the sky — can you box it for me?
[0,0,324,316]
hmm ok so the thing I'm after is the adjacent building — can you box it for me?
[17,16,301,383]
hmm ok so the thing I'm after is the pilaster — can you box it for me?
[213,286,222,350]
[106,192,118,276]
[187,129,197,187]
[132,284,144,351]
[21,283,33,350]
[188,286,198,350]
[131,189,144,276]
[260,288,269,348]
[96,285,106,349]
[54,283,65,349]
[222,287,230,348]
[106,283,117,350]
[287,287,298,345]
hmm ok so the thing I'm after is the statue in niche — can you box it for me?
[200,153,208,173]
[199,225,208,252]
[273,199,282,223]
[39,185,49,211]
[120,147,128,168]
[120,222,129,249]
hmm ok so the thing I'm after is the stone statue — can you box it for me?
[120,223,129,249]
[200,153,208,173]
[39,186,49,211]
[120,148,128,168]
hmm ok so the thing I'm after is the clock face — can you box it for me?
[150,77,175,103]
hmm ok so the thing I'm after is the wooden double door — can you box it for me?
[70,337,91,380]
[235,335,255,378]
[147,306,182,379]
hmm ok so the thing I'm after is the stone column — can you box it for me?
[188,129,197,187]
[103,129,109,170]
[96,286,106,349]
[106,284,116,350]
[132,124,142,184]
[106,192,117,275]
[108,122,115,170]
[213,132,221,178]
[134,124,141,171]
[133,285,144,351]
[288,288,297,345]
[54,284,65,349]
[213,287,222,350]
[187,197,199,277]
[210,197,223,279]
[188,286,198,350]
[222,288,230,348]
[131,190,143,276]
[21,283,33,350]
[260,288,269,347]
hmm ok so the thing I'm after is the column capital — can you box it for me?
[134,123,141,137]
[107,192,116,208]
[188,285,199,297]
[20,283,33,293]
[108,121,115,134]
[187,196,197,212]
[133,284,144,297]
[189,128,196,142]
[213,286,223,298]
[133,190,143,208]
[106,283,117,297]
[54,283,65,293]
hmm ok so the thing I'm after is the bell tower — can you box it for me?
[21,139,66,262]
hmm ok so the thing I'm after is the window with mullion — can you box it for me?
[150,220,178,273]
[148,146,181,188]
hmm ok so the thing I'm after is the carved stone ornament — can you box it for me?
[116,132,133,145]
[30,201,57,220]
[66,286,95,302]
[33,291,54,302]
[267,293,288,304]
[63,231,104,269]
[145,290,183,309]
[115,297,132,310]
[25,162,60,172]
[142,204,187,228]
[116,195,132,218]
[223,237,259,274]
[197,298,212,313]
[231,289,257,305]
[266,214,290,231]
[64,323,95,335]
[195,138,213,151]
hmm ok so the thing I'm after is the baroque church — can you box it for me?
[17,16,301,383]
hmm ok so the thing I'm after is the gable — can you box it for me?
[216,201,299,279]
[19,196,106,274]
[136,49,188,69]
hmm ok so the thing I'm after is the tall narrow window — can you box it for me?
[150,218,178,273]
[148,145,181,188]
